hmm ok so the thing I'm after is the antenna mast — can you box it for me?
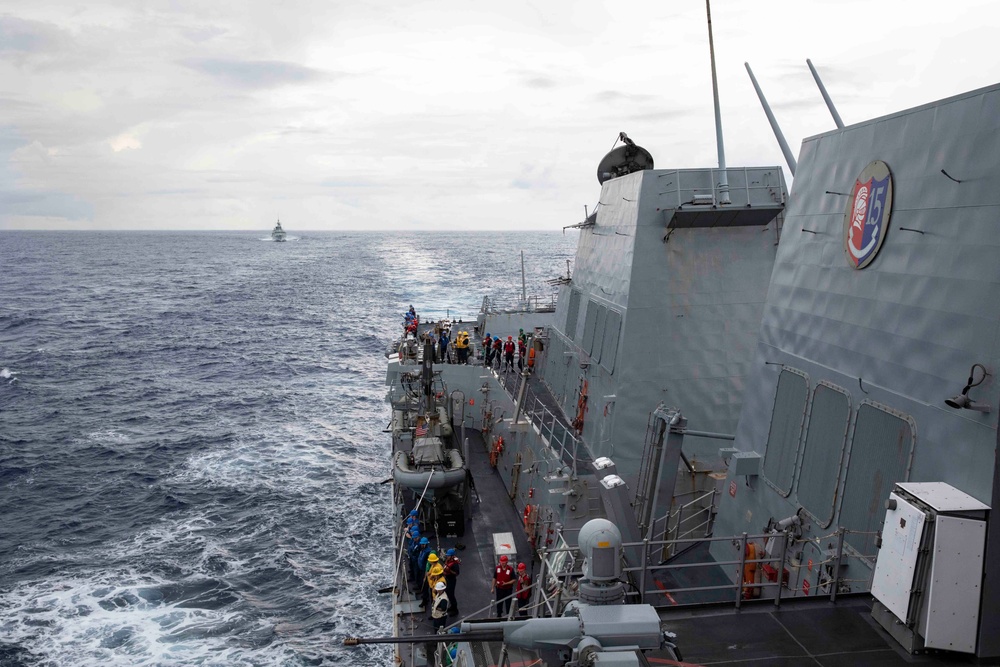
[706,0,730,204]
[806,59,845,128]
[520,251,527,305]
[744,62,797,177]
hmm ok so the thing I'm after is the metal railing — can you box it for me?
[484,365,582,476]
[665,489,717,544]
[654,166,785,210]
[520,392,581,476]
[535,526,877,614]
[481,293,559,315]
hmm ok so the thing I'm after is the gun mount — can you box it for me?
[344,602,677,666]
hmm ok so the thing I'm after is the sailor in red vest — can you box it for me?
[503,336,515,372]
[491,555,515,618]
[443,548,461,616]
[514,562,531,616]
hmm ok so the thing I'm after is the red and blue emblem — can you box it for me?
[843,160,893,269]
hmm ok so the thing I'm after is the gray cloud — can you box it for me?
[0,16,69,54]
[180,58,325,89]
[524,76,558,89]
[0,189,93,220]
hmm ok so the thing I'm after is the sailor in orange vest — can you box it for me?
[491,555,515,618]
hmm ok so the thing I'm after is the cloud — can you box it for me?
[179,58,326,89]
[771,97,824,112]
[0,189,93,220]
[592,90,659,104]
[511,164,555,190]
[524,76,558,89]
[109,132,142,152]
[319,179,382,189]
[0,16,69,55]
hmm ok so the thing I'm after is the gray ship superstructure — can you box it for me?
[350,68,1000,667]
[543,165,785,478]
[710,81,1000,657]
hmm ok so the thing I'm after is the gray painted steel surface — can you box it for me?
[710,83,1000,655]
[795,383,851,527]
[540,166,786,479]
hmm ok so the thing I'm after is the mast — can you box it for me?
[520,251,527,305]
[807,59,845,128]
[705,0,730,204]
[744,62,797,177]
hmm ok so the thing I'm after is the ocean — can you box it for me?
[0,230,577,666]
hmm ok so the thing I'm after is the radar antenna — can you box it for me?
[596,132,654,185]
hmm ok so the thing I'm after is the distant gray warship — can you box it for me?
[271,219,286,242]
[348,36,1000,667]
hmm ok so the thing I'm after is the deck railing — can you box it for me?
[488,367,582,475]
[536,526,877,613]
[481,293,558,315]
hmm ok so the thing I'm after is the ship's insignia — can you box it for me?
[843,160,893,269]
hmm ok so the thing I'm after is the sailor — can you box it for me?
[491,555,515,618]
[443,548,461,616]
[403,516,418,553]
[423,560,445,608]
[415,538,432,601]
[483,333,493,367]
[430,580,450,631]
[514,562,531,616]
[517,336,527,371]
[408,531,423,584]
[492,336,503,370]
[503,336,515,372]
[454,332,469,365]
[439,330,450,364]
[425,551,440,574]
[518,328,526,346]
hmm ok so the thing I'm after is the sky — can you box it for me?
[1,0,998,231]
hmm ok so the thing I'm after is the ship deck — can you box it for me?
[388,328,991,666]
[645,596,985,666]
[392,427,541,667]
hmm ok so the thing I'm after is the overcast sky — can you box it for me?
[1,0,998,231]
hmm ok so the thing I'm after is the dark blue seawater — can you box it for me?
[0,231,576,666]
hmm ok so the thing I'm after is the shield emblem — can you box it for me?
[844,160,893,269]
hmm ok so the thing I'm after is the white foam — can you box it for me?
[0,572,271,666]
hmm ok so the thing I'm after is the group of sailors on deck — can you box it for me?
[401,307,536,373]
[403,510,532,629]
[483,329,529,373]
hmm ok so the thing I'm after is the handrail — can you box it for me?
[655,166,784,210]
[536,527,879,613]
